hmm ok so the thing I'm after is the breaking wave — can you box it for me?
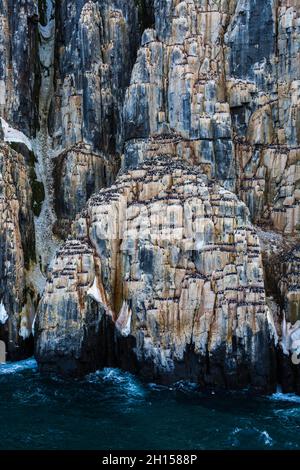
[228,427,273,448]
[269,392,300,404]
[86,367,146,400]
[0,361,300,449]
[0,358,37,375]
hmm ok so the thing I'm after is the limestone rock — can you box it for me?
[50,0,140,156]
[0,0,300,394]
[226,1,300,234]
[35,238,115,375]
[36,0,143,263]
[258,228,300,393]
[36,156,276,391]
[122,0,300,233]
[123,0,236,191]
[0,0,144,357]
[0,0,39,136]
[0,143,35,358]
[53,144,119,237]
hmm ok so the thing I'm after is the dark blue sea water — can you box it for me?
[0,359,300,450]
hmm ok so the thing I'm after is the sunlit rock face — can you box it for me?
[0,0,300,391]
[52,144,119,237]
[122,1,300,237]
[259,229,300,393]
[50,0,140,157]
[0,0,39,359]
[35,238,116,375]
[0,143,35,359]
[119,0,300,389]
[36,156,276,391]
[226,1,300,235]
[46,0,142,238]
[0,0,144,358]
[123,0,237,191]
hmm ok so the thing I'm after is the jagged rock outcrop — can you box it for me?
[50,0,140,155]
[0,0,299,392]
[48,0,142,233]
[35,238,115,374]
[36,156,277,391]
[0,0,39,136]
[0,143,35,359]
[0,0,146,357]
[122,0,300,235]
[123,0,236,191]
[226,1,300,234]
[0,0,40,359]
[119,0,300,387]
[53,143,118,237]
[258,229,300,393]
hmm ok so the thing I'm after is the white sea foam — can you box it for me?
[269,392,300,403]
[273,407,300,418]
[86,367,146,399]
[0,358,37,375]
[229,427,274,447]
[259,430,273,446]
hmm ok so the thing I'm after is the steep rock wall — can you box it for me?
[0,0,299,390]
[123,0,237,191]
[0,0,39,136]
[0,143,35,359]
[226,1,300,235]
[36,155,277,391]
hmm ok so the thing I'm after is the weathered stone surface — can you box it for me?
[122,0,300,234]
[0,0,144,357]
[0,0,300,393]
[0,0,39,136]
[226,1,300,234]
[0,143,35,359]
[36,156,277,391]
[53,143,119,237]
[0,0,40,359]
[35,238,115,375]
[50,0,140,156]
[258,228,300,393]
[123,0,237,191]
[35,0,143,266]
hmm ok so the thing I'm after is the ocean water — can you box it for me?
[0,359,300,450]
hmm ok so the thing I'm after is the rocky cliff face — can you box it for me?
[0,0,299,393]
[0,142,35,359]
[36,155,277,391]
[0,0,39,136]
